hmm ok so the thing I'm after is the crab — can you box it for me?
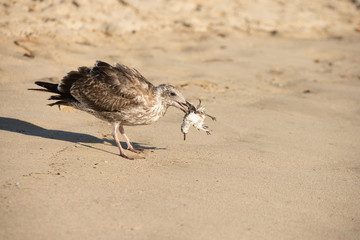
[181,100,216,140]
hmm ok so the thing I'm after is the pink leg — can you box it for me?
[119,125,142,153]
[112,123,133,159]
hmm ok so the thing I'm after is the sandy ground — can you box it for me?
[1,1,360,239]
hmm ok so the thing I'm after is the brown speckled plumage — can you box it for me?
[33,61,188,159]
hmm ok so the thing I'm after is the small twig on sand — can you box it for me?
[13,39,39,58]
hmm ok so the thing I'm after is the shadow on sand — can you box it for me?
[0,117,165,155]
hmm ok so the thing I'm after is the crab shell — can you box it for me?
[181,111,209,140]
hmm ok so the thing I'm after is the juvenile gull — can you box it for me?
[33,61,188,159]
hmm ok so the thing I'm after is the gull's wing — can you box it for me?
[69,61,155,112]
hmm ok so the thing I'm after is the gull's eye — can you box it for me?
[170,92,176,96]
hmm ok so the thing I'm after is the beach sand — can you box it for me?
[1,1,360,239]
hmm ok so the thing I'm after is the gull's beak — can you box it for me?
[174,101,188,113]
[186,101,196,112]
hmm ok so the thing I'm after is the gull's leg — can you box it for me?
[112,123,133,159]
[119,125,143,153]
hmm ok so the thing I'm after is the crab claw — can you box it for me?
[196,99,202,109]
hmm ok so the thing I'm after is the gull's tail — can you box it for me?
[30,65,91,107]
[33,81,60,94]
[30,79,76,107]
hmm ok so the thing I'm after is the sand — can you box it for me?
[1,1,360,239]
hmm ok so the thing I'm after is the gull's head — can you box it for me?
[156,84,188,112]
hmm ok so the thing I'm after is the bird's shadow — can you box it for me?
[0,117,165,155]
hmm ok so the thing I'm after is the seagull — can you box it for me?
[33,61,188,159]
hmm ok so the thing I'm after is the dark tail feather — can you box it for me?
[32,81,77,107]
[34,81,60,94]
[48,101,71,107]
[28,88,52,92]
[49,95,63,100]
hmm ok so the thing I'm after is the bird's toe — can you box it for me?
[119,151,136,160]
[127,146,143,153]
